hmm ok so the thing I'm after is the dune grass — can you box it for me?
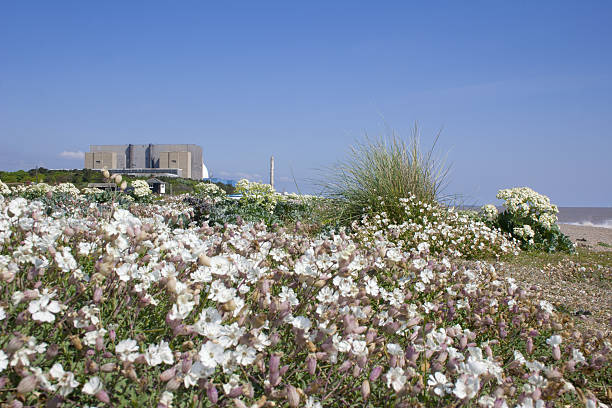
[319,125,450,226]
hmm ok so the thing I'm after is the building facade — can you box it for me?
[84,144,204,180]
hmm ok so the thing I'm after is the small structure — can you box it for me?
[147,178,166,194]
[87,183,117,191]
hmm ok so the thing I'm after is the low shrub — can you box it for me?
[483,187,574,253]
[353,194,519,259]
[193,182,226,202]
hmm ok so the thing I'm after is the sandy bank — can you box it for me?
[559,224,612,251]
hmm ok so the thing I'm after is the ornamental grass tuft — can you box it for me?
[319,125,450,226]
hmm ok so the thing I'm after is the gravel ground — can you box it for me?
[488,224,612,336]
[496,258,612,335]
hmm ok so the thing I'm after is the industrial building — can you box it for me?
[84,144,208,180]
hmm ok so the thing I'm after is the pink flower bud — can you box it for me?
[46,344,59,359]
[166,377,181,391]
[182,357,192,374]
[100,363,116,372]
[406,317,420,328]
[552,345,561,360]
[228,387,243,398]
[17,375,37,393]
[356,354,367,368]
[160,367,177,382]
[339,360,352,372]
[370,366,383,382]
[233,399,247,408]
[206,383,218,404]
[93,287,103,303]
[109,330,116,342]
[269,353,280,373]
[306,355,316,375]
[96,336,104,352]
[526,338,534,355]
[366,329,376,343]
[96,390,110,404]
[286,385,299,408]
[361,380,370,400]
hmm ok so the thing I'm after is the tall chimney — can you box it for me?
[270,156,275,189]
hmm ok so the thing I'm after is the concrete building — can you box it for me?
[84,144,205,180]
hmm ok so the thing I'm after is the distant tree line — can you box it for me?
[0,169,235,195]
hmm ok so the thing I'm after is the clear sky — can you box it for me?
[1,1,611,206]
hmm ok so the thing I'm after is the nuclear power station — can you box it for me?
[84,144,208,180]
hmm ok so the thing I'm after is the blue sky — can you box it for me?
[1,1,611,206]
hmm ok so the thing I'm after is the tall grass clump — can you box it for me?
[321,126,450,225]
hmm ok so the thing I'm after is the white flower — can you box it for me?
[49,363,79,396]
[55,247,77,272]
[385,367,407,392]
[428,372,451,396]
[116,339,140,362]
[546,335,562,347]
[233,344,256,366]
[387,343,403,356]
[145,340,174,367]
[83,329,107,347]
[82,376,103,395]
[28,294,62,322]
[291,316,312,331]
[572,348,586,364]
[0,306,5,320]
[539,300,554,314]
[0,350,8,372]
[417,241,430,253]
[184,361,213,388]
[516,397,545,408]
[159,391,174,407]
[453,374,480,400]
[304,396,323,408]
[168,292,195,320]
[199,341,227,370]
[278,286,299,306]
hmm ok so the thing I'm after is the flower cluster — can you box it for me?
[0,195,608,407]
[481,204,499,222]
[194,182,226,201]
[131,179,151,198]
[489,187,573,252]
[513,225,535,244]
[20,182,54,199]
[54,183,81,196]
[235,179,276,199]
[496,187,558,230]
[81,187,104,195]
[354,195,520,259]
[0,179,10,195]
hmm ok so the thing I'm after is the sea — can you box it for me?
[557,207,612,229]
[461,206,612,229]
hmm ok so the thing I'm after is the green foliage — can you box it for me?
[186,194,320,229]
[319,127,450,226]
[497,210,574,253]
